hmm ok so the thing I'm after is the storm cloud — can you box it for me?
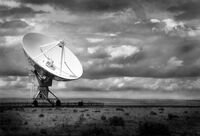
[168,1,200,20]
[0,5,47,19]
[0,45,27,76]
[0,0,200,99]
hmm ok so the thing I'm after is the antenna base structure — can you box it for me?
[32,69,61,107]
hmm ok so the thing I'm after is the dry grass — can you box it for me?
[138,121,171,136]
[0,107,199,136]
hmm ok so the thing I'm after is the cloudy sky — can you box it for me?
[0,0,200,99]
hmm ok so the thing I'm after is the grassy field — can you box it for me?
[0,102,200,136]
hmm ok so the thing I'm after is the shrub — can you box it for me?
[158,108,164,111]
[39,113,44,117]
[168,114,179,120]
[80,109,88,112]
[24,121,28,125]
[150,111,157,115]
[101,115,106,121]
[138,121,171,136]
[52,118,57,121]
[40,129,47,134]
[108,116,125,126]
[125,113,129,116]
[32,109,37,112]
[81,126,110,136]
[116,108,124,111]
[73,109,78,113]
[86,114,90,117]
[79,114,86,123]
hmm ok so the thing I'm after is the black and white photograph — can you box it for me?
[0,0,200,136]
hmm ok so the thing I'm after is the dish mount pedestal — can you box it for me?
[32,70,61,107]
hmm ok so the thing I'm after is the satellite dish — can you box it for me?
[22,33,83,81]
[22,33,83,106]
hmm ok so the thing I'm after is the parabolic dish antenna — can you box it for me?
[22,33,83,106]
[22,33,83,81]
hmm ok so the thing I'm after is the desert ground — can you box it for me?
[0,103,200,136]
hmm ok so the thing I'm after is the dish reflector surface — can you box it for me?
[22,33,83,81]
